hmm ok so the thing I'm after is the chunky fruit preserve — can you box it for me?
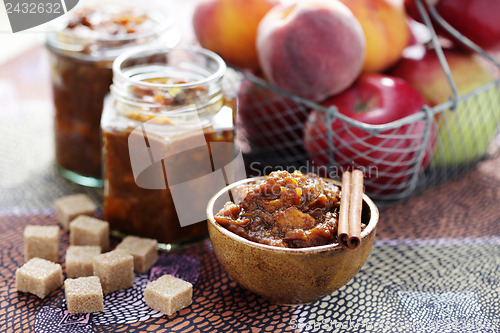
[214,170,364,248]
[103,126,234,244]
[45,6,177,186]
[102,47,234,245]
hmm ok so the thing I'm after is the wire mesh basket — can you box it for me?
[228,0,500,202]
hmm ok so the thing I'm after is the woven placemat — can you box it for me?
[1,215,499,333]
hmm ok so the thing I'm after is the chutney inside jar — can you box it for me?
[45,5,178,186]
[215,170,367,248]
[102,47,235,245]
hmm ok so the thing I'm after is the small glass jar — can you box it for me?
[102,47,236,246]
[45,5,179,187]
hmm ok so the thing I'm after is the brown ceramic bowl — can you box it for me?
[206,176,379,305]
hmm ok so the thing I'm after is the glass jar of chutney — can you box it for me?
[45,4,179,187]
[102,46,237,247]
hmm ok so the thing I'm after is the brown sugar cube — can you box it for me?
[16,257,63,299]
[24,225,59,262]
[55,194,97,230]
[116,236,158,273]
[65,276,104,314]
[93,250,134,294]
[66,246,101,278]
[70,216,110,251]
[144,275,193,316]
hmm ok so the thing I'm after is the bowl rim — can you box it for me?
[207,176,379,254]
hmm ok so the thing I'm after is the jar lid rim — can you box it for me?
[45,7,175,56]
[112,46,227,89]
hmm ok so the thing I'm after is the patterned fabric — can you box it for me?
[1,47,500,333]
[291,241,500,333]
[399,291,496,333]
[0,215,499,332]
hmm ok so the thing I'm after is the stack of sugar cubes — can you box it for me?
[15,194,193,316]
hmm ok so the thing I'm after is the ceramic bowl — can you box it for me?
[206,177,379,305]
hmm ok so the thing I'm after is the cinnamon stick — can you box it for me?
[348,169,363,248]
[338,170,364,250]
[338,171,351,249]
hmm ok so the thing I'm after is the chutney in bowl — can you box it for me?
[207,171,378,304]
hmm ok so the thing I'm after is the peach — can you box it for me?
[193,0,279,69]
[256,0,366,102]
[340,0,410,73]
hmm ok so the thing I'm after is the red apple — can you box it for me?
[256,0,366,102]
[404,0,500,51]
[304,74,434,197]
[236,75,308,152]
[390,47,500,167]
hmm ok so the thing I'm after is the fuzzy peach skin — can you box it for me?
[193,0,279,69]
[256,0,366,102]
[340,0,410,73]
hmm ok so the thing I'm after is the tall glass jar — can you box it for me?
[102,47,236,246]
[45,5,179,187]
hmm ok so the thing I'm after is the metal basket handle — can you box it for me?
[415,0,459,110]
[426,1,500,69]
